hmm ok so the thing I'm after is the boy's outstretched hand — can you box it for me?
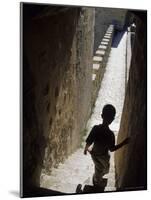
[123,137,131,145]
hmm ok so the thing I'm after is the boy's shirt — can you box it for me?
[86,124,115,156]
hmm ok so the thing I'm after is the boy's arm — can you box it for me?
[110,137,130,152]
[84,143,91,155]
[84,126,96,155]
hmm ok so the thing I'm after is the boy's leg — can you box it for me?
[91,154,110,187]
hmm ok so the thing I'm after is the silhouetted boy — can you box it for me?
[84,104,130,188]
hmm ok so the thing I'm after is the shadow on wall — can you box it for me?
[112,30,126,48]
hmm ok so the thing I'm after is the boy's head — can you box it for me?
[101,104,116,125]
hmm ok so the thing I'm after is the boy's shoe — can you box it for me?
[76,184,83,193]
[93,175,107,188]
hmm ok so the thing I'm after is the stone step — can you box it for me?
[102,38,110,42]
[106,31,113,35]
[108,27,113,30]
[98,45,107,50]
[107,29,113,33]
[104,35,111,39]
[95,49,106,56]
[101,41,108,45]
[105,33,112,37]
[106,31,112,34]
[93,63,100,71]
[107,28,113,31]
[108,25,114,29]
[92,73,96,81]
[93,56,103,62]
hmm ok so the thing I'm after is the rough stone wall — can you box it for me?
[115,12,147,190]
[22,4,94,190]
[94,8,127,53]
[73,8,95,149]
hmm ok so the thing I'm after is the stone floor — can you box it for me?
[40,30,127,194]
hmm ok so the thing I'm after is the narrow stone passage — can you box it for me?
[40,31,127,193]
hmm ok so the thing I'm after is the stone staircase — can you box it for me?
[92,25,114,107]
